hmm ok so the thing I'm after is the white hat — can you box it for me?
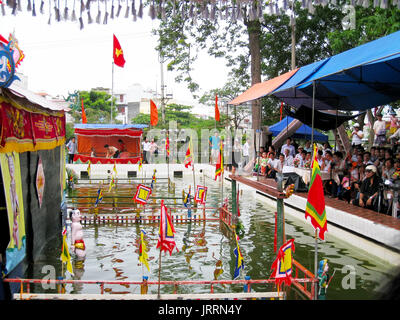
[353,123,360,127]
[366,165,377,173]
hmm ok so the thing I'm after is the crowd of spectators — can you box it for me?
[252,134,400,216]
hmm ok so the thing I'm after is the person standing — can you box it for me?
[209,132,221,165]
[280,137,296,157]
[351,123,364,147]
[142,137,151,164]
[373,112,387,146]
[66,137,77,164]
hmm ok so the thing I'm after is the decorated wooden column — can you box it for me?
[276,173,286,250]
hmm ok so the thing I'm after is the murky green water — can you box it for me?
[25,174,397,299]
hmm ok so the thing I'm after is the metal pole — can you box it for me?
[111,62,114,124]
[291,1,296,71]
[160,56,166,124]
[311,80,318,300]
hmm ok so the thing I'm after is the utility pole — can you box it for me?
[160,55,166,124]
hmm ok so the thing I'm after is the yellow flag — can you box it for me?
[139,230,150,272]
[113,162,118,176]
[108,176,116,192]
[60,228,74,275]
[87,160,91,177]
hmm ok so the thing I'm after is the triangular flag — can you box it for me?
[215,94,220,122]
[150,99,158,126]
[60,227,74,276]
[184,137,193,168]
[215,140,224,180]
[81,98,87,124]
[270,239,295,286]
[139,230,150,272]
[305,144,328,240]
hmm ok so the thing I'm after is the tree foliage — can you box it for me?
[68,90,119,124]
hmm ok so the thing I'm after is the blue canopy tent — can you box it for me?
[272,30,400,111]
[268,116,328,142]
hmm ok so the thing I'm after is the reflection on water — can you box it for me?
[25,176,397,299]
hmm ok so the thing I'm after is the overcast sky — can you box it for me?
[1,5,231,107]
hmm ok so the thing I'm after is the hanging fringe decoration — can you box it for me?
[12,0,17,15]
[103,0,108,24]
[189,1,194,18]
[87,9,92,22]
[132,0,136,21]
[80,0,84,13]
[230,3,236,23]
[54,0,60,22]
[149,0,155,19]
[48,0,51,23]
[116,0,122,17]
[32,0,36,15]
[210,1,216,21]
[64,0,69,20]
[71,0,77,20]
[79,15,84,29]
[86,0,90,10]
[40,0,44,13]
[17,0,21,11]
[124,0,129,17]
[138,0,143,18]
[96,0,101,22]
[1,2,5,16]
[161,0,166,21]
[28,0,32,11]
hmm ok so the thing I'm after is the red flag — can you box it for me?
[81,98,87,124]
[113,34,125,68]
[150,99,158,126]
[280,101,284,121]
[215,94,220,122]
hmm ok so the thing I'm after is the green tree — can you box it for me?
[68,90,120,124]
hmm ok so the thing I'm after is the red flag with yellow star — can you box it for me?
[113,34,125,68]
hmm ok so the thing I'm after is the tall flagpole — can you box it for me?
[111,62,114,124]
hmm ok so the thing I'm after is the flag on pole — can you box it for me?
[113,34,125,67]
[87,160,91,177]
[156,200,178,255]
[81,98,87,124]
[113,162,118,176]
[138,158,143,171]
[280,101,284,121]
[150,169,157,190]
[215,94,220,122]
[184,137,193,168]
[215,140,224,180]
[165,135,170,157]
[305,144,328,240]
[60,227,74,276]
[150,99,158,126]
[139,230,150,272]
[95,188,104,207]
[233,231,244,279]
[270,238,295,286]
[108,176,116,192]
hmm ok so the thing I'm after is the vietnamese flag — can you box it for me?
[113,34,125,68]
[150,99,158,126]
[81,98,87,124]
[305,144,328,240]
[215,94,220,122]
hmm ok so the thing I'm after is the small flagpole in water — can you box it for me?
[311,80,318,300]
